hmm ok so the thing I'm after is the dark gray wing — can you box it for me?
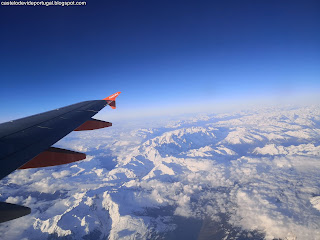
[0,99,116,223]
[0,100,108,180]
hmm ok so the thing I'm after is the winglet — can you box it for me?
[103,92,121,109]
[103,92,121,101]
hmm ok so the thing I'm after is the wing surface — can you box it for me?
[0,92,121,222]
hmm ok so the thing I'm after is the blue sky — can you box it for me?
[0,0,319,122]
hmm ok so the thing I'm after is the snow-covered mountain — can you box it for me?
[1,105,320,240]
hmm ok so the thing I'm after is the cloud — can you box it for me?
[1,105,320,239]
[52,170,71,179]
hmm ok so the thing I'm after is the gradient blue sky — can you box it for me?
[0,0,319,122]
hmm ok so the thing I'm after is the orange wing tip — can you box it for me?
[103,91,121,101]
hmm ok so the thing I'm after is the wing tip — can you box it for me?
[103,92,121,101]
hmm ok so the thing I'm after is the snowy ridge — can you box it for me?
[1,105,320,239]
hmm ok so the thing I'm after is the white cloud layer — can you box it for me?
[1,105,320,239]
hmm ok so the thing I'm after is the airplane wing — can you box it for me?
[0,92,121,223]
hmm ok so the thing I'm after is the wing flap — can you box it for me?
[74,119,112,131]
[18,147,86,169]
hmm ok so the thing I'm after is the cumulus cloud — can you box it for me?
[52,170,71,179]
